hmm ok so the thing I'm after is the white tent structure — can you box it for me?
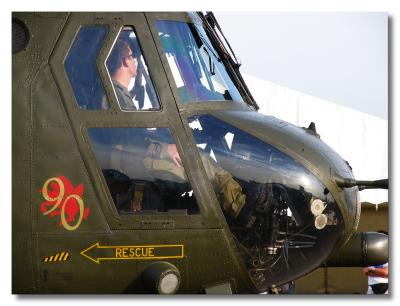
[243,73,388,204]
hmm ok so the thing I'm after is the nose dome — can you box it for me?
[188,114,346,292]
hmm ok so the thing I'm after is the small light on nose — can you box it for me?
[159,273,180,294]
[142,262,181,294]
[311,199,326,216]
[315,214,328,230]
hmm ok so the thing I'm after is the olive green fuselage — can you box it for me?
[12,12,359,294]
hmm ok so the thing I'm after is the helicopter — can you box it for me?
[12,11,388,294]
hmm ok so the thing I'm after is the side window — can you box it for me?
[87,128,199,215]
[65,26,108,110]
[106,27,160,111]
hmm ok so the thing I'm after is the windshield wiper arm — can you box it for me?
[205,11,241,68]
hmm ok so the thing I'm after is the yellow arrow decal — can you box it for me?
[80,243,184,264]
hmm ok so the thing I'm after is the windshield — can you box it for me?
[156,20,244,104]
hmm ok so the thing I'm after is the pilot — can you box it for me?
[106,39,138,110]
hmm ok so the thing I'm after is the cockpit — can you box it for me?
[64,18,245,112]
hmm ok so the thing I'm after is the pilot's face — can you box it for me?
[126,47,137,78]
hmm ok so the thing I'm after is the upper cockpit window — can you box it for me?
[156,20,244,104]
[65,26,108,110]
[106,27,160,111]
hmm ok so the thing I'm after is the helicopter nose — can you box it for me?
[187,114,347,292]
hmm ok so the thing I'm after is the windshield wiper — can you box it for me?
[205,11,241,68]
[197,11,259,110]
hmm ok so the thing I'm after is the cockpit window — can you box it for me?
[106,27,160,111]
[188,114,344,292]
[156,20,244,104]
[88,127,199,215]
[65,26,108,109]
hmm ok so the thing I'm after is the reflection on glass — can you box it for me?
[88,127,199,215]
[156,20,244,103]
[106,27,160,111]
[64,26,108,109]
[188,114,344,291]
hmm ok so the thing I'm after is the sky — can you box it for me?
[215,12,388,119]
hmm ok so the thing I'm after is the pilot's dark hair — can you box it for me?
[107,39,132,76]
[378,230,388,235]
